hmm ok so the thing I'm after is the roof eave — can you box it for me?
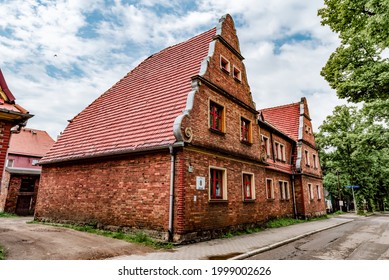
[39,141,185,166]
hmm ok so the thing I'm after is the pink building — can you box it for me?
[0,128,54,215]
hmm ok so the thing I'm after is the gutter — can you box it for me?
[39,142,184,165]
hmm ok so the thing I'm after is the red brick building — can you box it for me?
[0,69,33,213]
[0,128,54,215]
[36,15,325,242]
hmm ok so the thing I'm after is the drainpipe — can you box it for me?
[168,145,175,242]
[291,169,298,219]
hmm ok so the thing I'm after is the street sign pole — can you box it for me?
[352,186,357,213]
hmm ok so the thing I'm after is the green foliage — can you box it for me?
[318,0,389,102]
[316,101,389,211]
[266,218,304,228]
[0,212,17,218]
[0,245,5,260]
[31,221,173,249]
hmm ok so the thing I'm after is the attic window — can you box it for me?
[233,65,242,82]
[220,55,230,73]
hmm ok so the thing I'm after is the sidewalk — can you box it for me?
[110,214,357,260]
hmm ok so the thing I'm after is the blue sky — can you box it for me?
[0,0,344,139]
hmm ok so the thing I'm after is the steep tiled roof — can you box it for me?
[0,69,16,102]
[42,28,216,163]
[260,102,300,141]
[9,128,55,157]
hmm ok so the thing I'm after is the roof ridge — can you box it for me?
[259,101,300,112]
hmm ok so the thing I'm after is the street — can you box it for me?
[248,214,389,260]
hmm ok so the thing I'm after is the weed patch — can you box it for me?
[0,245,5,260]
[29,221,173,249]
[0,212,17,218]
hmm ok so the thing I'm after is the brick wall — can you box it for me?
[35,152,172,236]
[0,122,15,212]
[172,148,295,242]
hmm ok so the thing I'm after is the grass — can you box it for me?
[0,212,17,218]
[28,221,173,249]
[223,215,329,238]
[0,245,5,260]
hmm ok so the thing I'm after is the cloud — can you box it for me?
[0,0,343,139]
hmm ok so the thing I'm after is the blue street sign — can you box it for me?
[345,185,360,189]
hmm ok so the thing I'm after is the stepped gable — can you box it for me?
[41,28,216,164]
[260,102,300,141]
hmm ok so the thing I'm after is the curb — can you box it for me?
[230,219,354,260]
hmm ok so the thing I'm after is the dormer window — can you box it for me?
[220,55,230,73]
[233,65,242,82]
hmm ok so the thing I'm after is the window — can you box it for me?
[261,135,270,157]
[240,117,252,143]
[242,173,255,200]
[305,150,310,166]
[209,101,225,133]
[308,183,314,200]
[274,141,285,161]
[20,177,36,192]
[279,181,290,200]
[305,125,312,134]
[209,168,227,200]
[6,159,14,167]
[220,55,230,73]
[313,154,318,169]
[316,185,322,200]
[233,65,242,81]
[266,178,274,200]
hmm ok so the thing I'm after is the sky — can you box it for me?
[0,0,346,140]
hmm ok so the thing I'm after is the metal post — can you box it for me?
[352,187,357,214]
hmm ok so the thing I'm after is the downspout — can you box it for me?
[168,145,175,242]
[291,142,298,219]
[291,170,298,219]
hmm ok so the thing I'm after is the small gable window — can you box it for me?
[274,141,286,161]
[209,101,225,133]
[305,150,311,167]
[233,65,242,82]
[240,117,252,143]
[242,173,255,201]
[220,55,230,73]
[261,135,270,157]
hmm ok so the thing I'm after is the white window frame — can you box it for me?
[220,55,230,73]
[266,178,274,200]
[279,181,290,200]
[305,150,311,166]
[313,154,318,169]
[242,172,255,201]
[209,166,228,201]
[261,135,270,157]
[6,159,14,167]
[232,65,242,82]
[308,183,314,201]
[274,141,286,161]
[316,184,322,200]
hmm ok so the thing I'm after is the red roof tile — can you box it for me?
[260,102,300,140]
[42,28,216,163]
[9,128,55,157]
[0,69,16,102]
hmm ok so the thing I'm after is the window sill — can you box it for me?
[221,67,230,75]
[209,128,226,136]
[243,199,255,203]
[209,199,228,203]
[267,198,275,202]
[240,140,252,146]
[234,77,242,83]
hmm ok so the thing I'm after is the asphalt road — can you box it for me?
[248,214,389,260]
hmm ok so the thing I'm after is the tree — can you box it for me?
[318,0,389,102]
[316,101,389,211]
